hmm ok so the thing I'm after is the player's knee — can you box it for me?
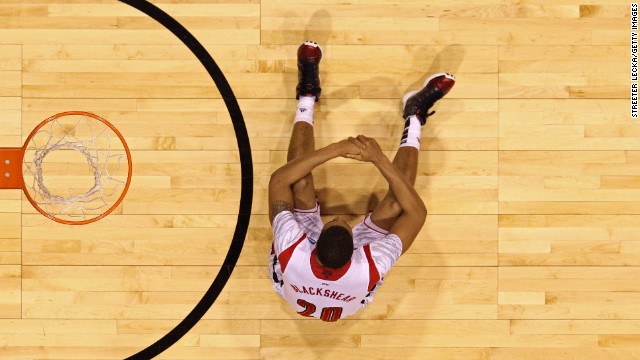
[386,197,403,216]
[292,175,314,194]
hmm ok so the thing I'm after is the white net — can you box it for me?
[22,113,131,224]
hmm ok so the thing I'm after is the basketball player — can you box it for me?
[269,41,456,321]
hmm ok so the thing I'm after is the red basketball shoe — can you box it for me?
[402,73,456,124]
[296,41,323,101]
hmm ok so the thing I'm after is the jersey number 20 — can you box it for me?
[297,299,343,322]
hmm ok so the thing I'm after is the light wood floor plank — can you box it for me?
[0,0,636,359]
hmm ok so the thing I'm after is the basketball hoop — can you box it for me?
[0,111,132,225]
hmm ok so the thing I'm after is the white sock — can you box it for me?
[294,96,316,126]
[399,115,422,150]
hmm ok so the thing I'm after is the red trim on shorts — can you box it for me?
[310,249,351,281]
[279,234,307,272]
[363,245,381,291]
[293,204,320,214]
[293,208,319,214]
[364,215,389,235]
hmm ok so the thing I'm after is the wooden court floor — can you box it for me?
[0,0,637,359]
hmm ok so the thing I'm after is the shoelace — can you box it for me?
[300,61,319,91]
[417,88,444,119]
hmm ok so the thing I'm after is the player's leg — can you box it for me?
[288,123,316,210]
[288,41,323,210]
[369,147,419,231]
[369,73,456,232]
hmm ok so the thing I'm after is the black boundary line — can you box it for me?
[117,1,253,359]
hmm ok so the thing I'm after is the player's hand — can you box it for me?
[345,135,384,163]
[335,138,361,158]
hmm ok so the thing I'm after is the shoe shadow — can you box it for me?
[303,9,332,46]
[271,9,334,177]
[406,44,465,148]
[407,44,465,97]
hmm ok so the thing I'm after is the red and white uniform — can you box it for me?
[269,204,402,321]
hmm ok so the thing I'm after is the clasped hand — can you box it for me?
[337,135,384,163]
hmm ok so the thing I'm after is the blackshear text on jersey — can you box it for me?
[289,284,358,302]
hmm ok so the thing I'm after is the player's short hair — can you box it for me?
[316,225,353,269]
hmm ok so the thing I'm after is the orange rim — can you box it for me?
[21,111,133,225]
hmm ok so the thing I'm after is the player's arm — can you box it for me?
[347,136,427,253]
[268,140,359,224]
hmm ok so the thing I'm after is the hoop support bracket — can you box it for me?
[0,148,24,189]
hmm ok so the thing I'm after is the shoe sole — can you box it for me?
[402,72,456,106]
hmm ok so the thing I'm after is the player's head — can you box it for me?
[316,218,354,269]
